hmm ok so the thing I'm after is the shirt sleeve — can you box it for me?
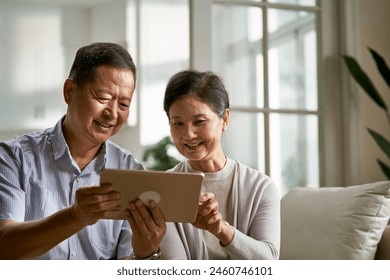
[116,220,132,259]
[0,142,26,221]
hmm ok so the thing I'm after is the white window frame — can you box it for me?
[190,0,355,189]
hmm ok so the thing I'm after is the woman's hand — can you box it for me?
[126,199,167,258]
[192,192,234,246]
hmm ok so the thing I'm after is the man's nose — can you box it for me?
[104,100,118,118]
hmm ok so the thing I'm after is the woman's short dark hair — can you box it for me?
[68,42,137,86]
[163,70,230,119]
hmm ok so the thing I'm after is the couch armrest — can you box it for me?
[375,225,390,260]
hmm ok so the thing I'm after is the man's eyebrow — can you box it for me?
[92,90,131,100]
[91,89,112,95]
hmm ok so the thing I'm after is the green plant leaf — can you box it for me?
[377,159,390,180]
[369,47,390,88]
[343,55,388,110]
[367,128,390,159]
[142,136,180,170]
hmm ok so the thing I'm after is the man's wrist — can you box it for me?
[131,248,161,260]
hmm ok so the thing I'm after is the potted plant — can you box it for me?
[343,48,390,179]
[143,136,180,171]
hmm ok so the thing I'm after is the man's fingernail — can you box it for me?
[135,200,143,208]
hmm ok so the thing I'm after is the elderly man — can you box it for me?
[0,42,167,260]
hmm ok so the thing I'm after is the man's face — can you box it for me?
[63,65,135,148]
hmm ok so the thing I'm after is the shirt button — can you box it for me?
[72,251,77,257]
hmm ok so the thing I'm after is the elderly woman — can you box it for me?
[163,70,280,260]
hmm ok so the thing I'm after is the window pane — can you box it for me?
[222,112,265,172]
[268,0,317,6]
[268,9,317,110]
[212,4,264,108]
[140,0,189,145]
[270,113,319,195]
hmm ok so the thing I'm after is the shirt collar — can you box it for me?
[51,117,68,161]
[96,142,108,170]
[50,116,107,171]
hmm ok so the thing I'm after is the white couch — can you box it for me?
[280,181,390,260]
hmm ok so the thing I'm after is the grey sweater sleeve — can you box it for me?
[224,181,281,259]
[160,222,188,260]
[223,167,281,260]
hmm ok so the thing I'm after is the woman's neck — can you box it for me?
[188,154,227,173]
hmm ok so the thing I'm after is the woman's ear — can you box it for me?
[222,109,230,131]
[63,79,74,105]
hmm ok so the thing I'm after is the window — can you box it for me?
[138,0,190,146]
[192,0,321,195]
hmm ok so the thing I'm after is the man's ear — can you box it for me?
[63,79,74,105]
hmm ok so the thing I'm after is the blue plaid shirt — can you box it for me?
[0,118,144,259]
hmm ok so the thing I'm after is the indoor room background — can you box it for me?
[0,0,389,196]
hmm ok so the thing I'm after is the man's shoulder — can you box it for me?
[105,140,131,155]
[105,140,145,169]
[1,127,53,150]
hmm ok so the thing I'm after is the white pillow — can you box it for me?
[280,181,390,260]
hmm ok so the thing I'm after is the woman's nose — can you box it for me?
[183,125,197,139]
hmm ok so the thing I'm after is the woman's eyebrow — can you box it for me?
[170,116,182,120]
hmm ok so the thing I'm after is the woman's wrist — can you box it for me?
[215,221,235,246]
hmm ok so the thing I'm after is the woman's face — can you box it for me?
[169,95,228,164]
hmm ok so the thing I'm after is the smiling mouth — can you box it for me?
[95,120,114,129]
[185,142,202,148]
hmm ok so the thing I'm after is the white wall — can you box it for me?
[0,0,144,159]
[90,0,127,44]
[358,0,390,183]
[0,1,89,132]
[346,0,390,184]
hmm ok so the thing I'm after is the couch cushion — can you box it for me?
[280,181,390,259]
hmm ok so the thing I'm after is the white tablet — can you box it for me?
[100,168,204,223]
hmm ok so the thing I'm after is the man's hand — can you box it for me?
[126,199,167,259]
[71,184,121,226]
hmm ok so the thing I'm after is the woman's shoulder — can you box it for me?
[232,159,280,201]
[231,158,275,187]
[230,158,263,176]
[167,161,186,172]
